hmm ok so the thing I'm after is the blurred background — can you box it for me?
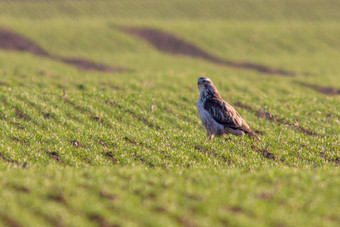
[0,0,339,85]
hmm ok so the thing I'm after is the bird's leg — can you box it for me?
[206,132,214,141]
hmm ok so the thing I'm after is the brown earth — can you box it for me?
[57,56,126,73]
[122,27,295,76]
[251,144,275,160]
[0,214,21,227]
[0,27,49,56]
[298,82,340,95]
[0,27,125,73]
[45,149,63,163]
[89,214,119,227]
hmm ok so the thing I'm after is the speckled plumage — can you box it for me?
[197,77,260,141]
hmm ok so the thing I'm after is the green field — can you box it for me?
[0,0,339,226]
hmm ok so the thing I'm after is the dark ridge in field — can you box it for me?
[33,210,62,227]
[11,137,29,146]
[0,152,19,165]
[234,102,318,136]
[251,144,275,160]
[133,151,156,168]
[320,152,340,165]
[45,149,63,163]
[63,98,113,128]
[15,108,31,121]
[57,56,126,73]
[298,82,340,95]
[0,214,21,227]
[0,27,49,56]
[0,27,126,73]
[25,98,56,120]
[89,214,118,227]
[115,102,161,130]
[99,190,118,200]
[122,27,295,76]
[8,184,30,194]
[103,151,118,164]
[47,192,67,204]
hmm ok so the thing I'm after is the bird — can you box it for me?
[197,77,260,141]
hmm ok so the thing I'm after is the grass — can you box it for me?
[1,168,340,227]
[0,0,339,226]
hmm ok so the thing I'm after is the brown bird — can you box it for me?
[197,77,260,141]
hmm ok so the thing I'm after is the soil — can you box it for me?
[251,144,275,160]
[0,214,21,227]
[0,28,49,56]
[15,108,31,121]
[58,57,126,73]
[122,27,295,76]
[298,82,340,95]
[0,27,125,73]
[89,214,119,227]
[45,150,63,163]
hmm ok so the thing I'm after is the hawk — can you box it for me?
[197,77,260,141]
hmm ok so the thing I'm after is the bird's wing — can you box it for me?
[203,97,250,132]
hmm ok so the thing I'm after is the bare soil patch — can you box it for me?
[0,27,49,57]
[15,108,31,121]
[0,27,125,73]
[45,149,63,163]
[122,27,295,76]
[103,151,118,164]
[234,102,318,136]
[298,82,340,95]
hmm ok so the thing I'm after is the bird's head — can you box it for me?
[197,77,213,93]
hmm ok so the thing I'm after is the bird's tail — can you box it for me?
[248,130,261,141]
